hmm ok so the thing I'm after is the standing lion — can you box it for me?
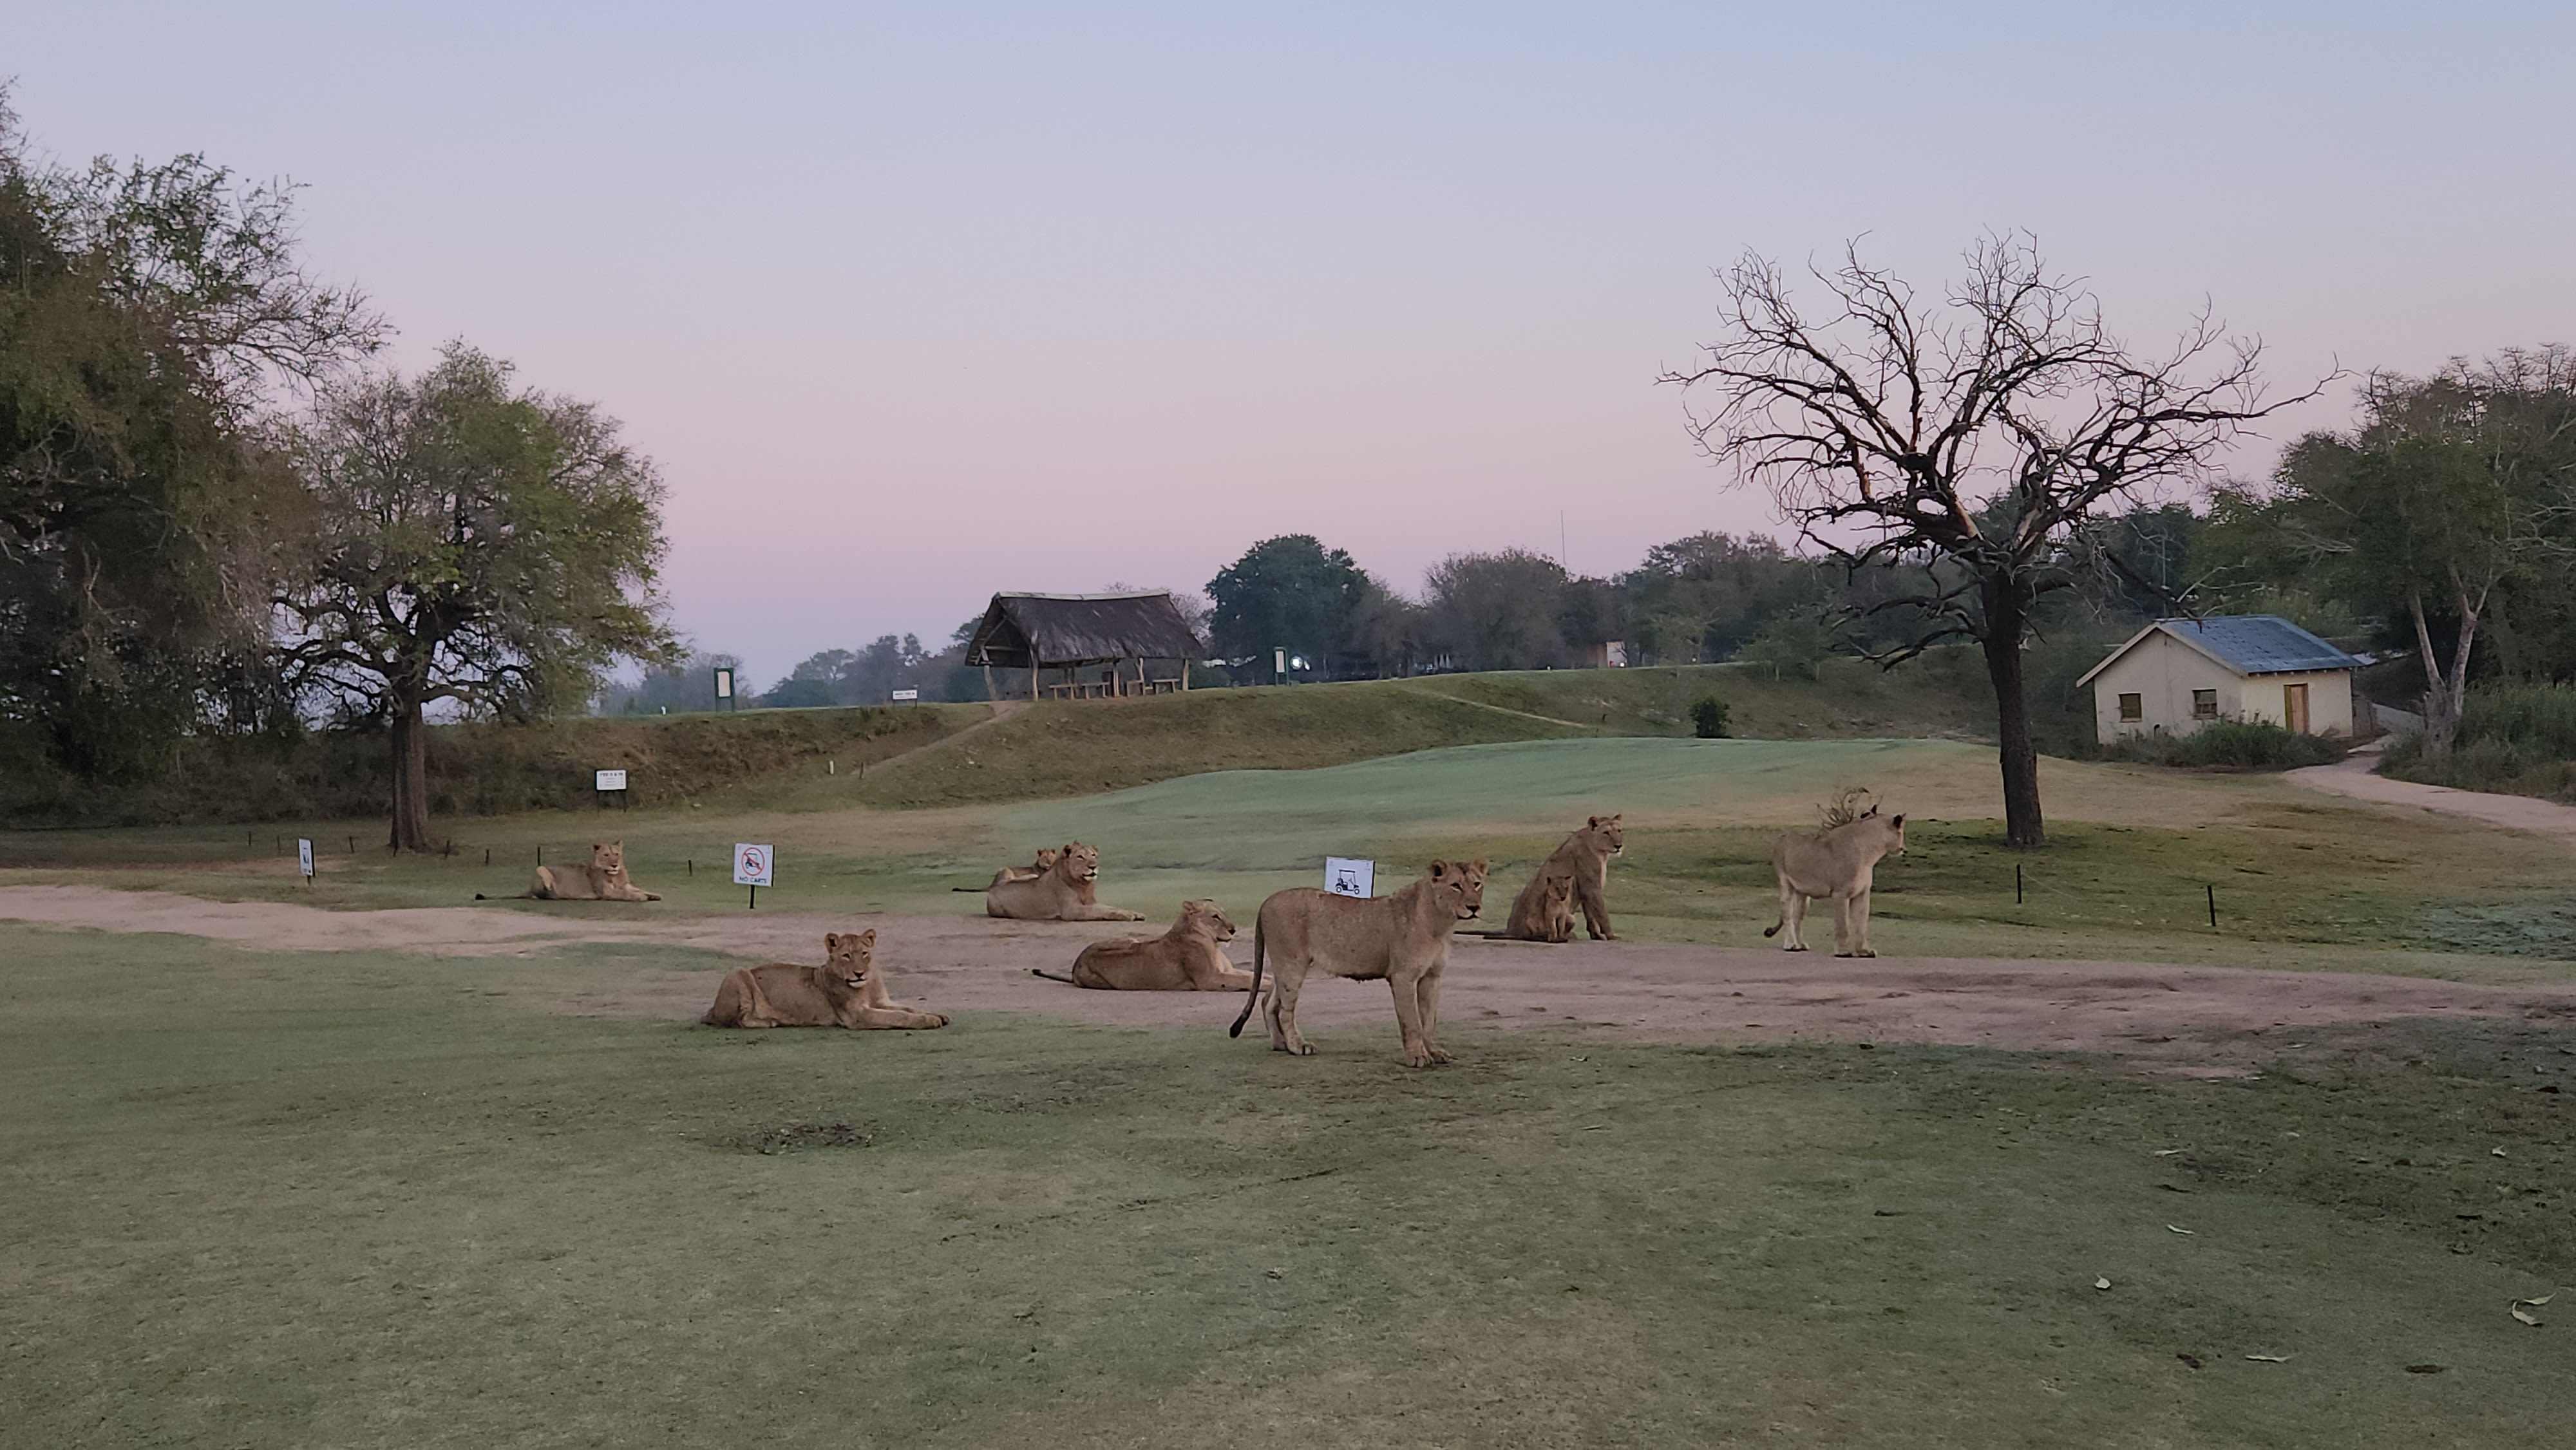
[1502,814,1622,941]
[1764,792,1905,957]
[1229,859,1488,1068]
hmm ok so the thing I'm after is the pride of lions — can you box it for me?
[504,796,1906,1067]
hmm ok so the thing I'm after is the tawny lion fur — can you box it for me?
[1764,807,1906,957]
[954,846,1063,892]
[984,842,1144,921]
[489,841,659,901]
[1231,859,1488,1068]
[699,930,947,1029]
[1034,899,1256,990]
[1503,814,1622,941]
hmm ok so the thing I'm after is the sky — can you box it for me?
[13,2,2575,684]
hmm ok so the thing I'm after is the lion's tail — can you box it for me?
[1763,921,1782,938]
[1028,968,1078,984]
[1228,913,1265,1039]
[952,885,986,893]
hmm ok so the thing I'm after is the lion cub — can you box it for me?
[1033,899,1256,990]
[700,930,949,1030]
[1502,814,1622,941]
[952,846,1062,893]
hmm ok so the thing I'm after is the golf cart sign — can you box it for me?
[734,842,773,909]
[594,769,627,792]
[1324,856,1374,898]
[297,837,315,884]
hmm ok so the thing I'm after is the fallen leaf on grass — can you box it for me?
[2094,1277,2112,1291]
[2166,1225,2197,1236]
[2245,1353,2293,1363]
[2175,1352,2202,1370]
[2492,1147,2508,1158]
[2511,1306,2542,1327]
[2154,1148,2186,1157]
[2521,1294,2554,1306]
[2403,1364,2445,1375]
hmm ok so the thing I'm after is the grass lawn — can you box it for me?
[10,738,2571,974]
[3,925,2568,1447]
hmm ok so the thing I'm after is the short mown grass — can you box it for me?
[3,926,2568,1448]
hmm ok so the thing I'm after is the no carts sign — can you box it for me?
[734,843,774,887]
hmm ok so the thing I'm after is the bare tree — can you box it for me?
[1662,235,2315,845]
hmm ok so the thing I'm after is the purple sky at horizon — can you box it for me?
[15,3,2574,685]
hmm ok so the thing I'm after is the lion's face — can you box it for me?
[1584,814,1625,856]
[821,930,876,993]
[591,842,625,874]
[1182,899,1237,942]
[1428,858,1489,920]
[1059,843,1101,883]
[1033,847,1063,871]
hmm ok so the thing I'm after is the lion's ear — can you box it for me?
[1428,860,1450,879]
[1589,815,1606,828]
[824,932,842,950]
[1891,814,1906,828]
[1472,858,1489,872]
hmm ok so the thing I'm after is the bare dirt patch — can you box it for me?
[9,883,2575,1068]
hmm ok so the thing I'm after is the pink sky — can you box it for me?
[15,3,2574,682]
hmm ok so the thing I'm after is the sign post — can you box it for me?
[733,842,773,909]
[714,666,736,711]
[889,688,920,705]
[1273,648,1287,684]
[1323,856,1374,899]
[594,768,629,811]
[296,837,314,885]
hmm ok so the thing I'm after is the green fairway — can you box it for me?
[3,925,2568,1447]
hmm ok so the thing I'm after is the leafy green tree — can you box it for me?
[1619,532,1814,663]
[276,344,676,849]
[1205,535,1372,676]
[0,95,381,775]
[1422,549,1571,672]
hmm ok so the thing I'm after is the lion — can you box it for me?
[478,840,659,902]
[952,846,1063,893]
[700,930,948,1029]
[983,842,1144,921]
[1229,858,1488,1068]
[1763,796,1906,957]
[1502,814,1623,941]
[1030,899,1256,990]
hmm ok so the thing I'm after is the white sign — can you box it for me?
[889,688,920,702]
[713,666,735,700]
[733,843,774,888]
[1604,641,1628,668]
[1324,856,1374,898]
[296,838,314,879]
[594,769,628,792]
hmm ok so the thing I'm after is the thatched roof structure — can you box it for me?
[963,592,1204,669]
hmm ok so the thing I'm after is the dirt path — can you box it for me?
[2288,746,2576,847]
[8,884,2573,1068]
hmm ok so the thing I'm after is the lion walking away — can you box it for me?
[1765,791,1905,957]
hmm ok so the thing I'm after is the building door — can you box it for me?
[2284,682,2310,734]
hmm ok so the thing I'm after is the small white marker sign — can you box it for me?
[733,843,774,888]
[594,769,628,792]
[297,837,314,880]
[1324,856,1374,898]
[889,688,920,702]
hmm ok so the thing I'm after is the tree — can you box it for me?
[2245,350,2574,748]
[1619,531,1814,663]
[1422,549,1572,672]
[1205,535,1372,675]
[277,344,676,849]
[1,95,382,775]
[1662,236,2308,845]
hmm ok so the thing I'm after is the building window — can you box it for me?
[2117,693,2143,722]
[2192,689,2218,719]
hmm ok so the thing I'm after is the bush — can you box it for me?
[2102,718,2345,771]
[2462,683,2576,759]
[1690,694,1732,739]
[2380,686,2576,802]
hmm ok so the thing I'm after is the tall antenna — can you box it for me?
[1560,511,1568,572]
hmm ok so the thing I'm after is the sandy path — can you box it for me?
[8,884,2573,1066]
[2289,748,2576,847]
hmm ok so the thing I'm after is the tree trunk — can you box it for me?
[388,687,433,852]
[2409,592,2479,755]
[1979,576,2045,848]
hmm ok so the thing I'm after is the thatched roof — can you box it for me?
[963,592,1204,668]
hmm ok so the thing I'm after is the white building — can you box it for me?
[2076,616,2364,745]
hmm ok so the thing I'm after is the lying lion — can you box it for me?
[1764,793,1906,957]
[478,840,659,902]
[1229,859,1487,1068]
[952,846,1062,893]
[700,930,948,1029]
[983,842,1143,921]
[1032,899,1256,990]
[1501,814,1622,941]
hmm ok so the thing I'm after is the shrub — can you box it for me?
[2380,685,2576,802]
[1690,694,1732,739]
[2102,718,2344,771]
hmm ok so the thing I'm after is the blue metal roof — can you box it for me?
[2156,616,2362,675]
